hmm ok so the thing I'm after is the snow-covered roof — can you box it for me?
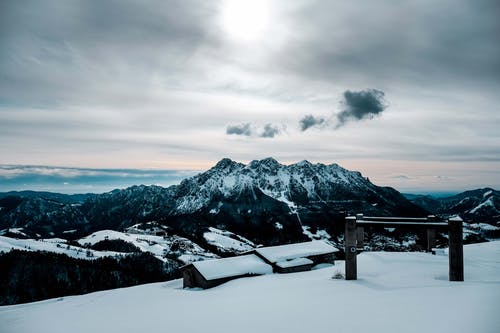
[192,254,272,281]
[276,257,313,269]
[255,240,338,263]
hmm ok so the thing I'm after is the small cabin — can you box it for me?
[252,240,339,273]
[181,254,272,289]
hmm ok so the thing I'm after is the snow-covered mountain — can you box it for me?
[406,188,500,242]
[408,188,499,233]
[175,157,419,214]
[1,158,426,246]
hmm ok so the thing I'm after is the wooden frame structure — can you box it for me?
[345,214,464,281]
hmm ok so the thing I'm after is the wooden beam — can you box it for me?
[361,216,431,222]
[356,221,448,228]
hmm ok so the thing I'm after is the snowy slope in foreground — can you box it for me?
[1,242,499,333]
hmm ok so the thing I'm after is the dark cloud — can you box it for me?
[226,123,252,136]
[260,124,280,138]
[299,115,325,131]
[336,89,386,128]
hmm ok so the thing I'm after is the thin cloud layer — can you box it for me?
[0,165,197,194]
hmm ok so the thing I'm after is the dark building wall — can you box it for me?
[307,253,336,265]
[182,265,263,289]
[182,266,207,288]
[275,263,314,274]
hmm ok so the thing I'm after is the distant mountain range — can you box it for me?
[1,158,426,244]
[1,158,498,246]
[405,188,499,227]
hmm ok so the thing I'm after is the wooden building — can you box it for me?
[181,254,272,289]
[181,240,339,289]
[252,240,339,273]
[275,257,314,273]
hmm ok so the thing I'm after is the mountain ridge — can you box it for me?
[0,157,430,245]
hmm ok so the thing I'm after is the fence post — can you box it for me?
[345,216,357,280]
[357,226,365,251]
[356,213,364,251]
[426,215,436,252]
[448,217,464,281]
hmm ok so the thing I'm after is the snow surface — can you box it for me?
[468,223,500,231]
[203,227,255,253]
[2,228,28,237]
[78,229,216,263]
[276,257,313,268]
[301,225,332,241]
[0,236,120,260]
[255,240,339,263]
[469,197,496,214]
[0,229,217,264]
[191,254,272,280]
[1,241,499,333]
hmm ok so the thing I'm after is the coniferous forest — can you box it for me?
[0,250,181,305]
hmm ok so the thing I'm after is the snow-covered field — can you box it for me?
[0,228,217,264]
[0,236,121,259]
[203,227,255,253]
[1,241,499,333]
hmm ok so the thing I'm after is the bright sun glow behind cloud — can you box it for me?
[220,0,272,43]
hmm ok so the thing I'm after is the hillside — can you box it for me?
[407,188,500,240]
[1,241,498,333]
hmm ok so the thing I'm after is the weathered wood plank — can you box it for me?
[345,216,357,280]
[356,220,448,228]
[448,217,464,281]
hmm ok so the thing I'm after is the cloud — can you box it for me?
[0,165,198,194]
[276,1,500,90]
[298,89,386,131]
[299,115,325,131]
[0,0,218,106]
[260,123,280,138]
[336,89,387,128]
[226,123,252,136]
[226,123,281,138]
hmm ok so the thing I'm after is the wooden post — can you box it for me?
[426,215,436,252]
[427,228,436,253]
[357,226,364,251]
[356,213,364,251]
[448,217,464,281]
[345,216,357,280]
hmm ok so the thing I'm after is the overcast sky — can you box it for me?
[1,0,499,193]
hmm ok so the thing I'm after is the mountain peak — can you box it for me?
[214,158,238,169]
[293,160,312,167]
[248,157,281,170]
[258,157,280,167]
